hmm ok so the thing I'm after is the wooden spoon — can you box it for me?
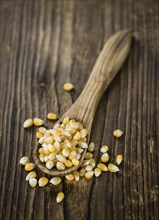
[33,29,132,176]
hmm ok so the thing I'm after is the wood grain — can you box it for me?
[0,1,159,220]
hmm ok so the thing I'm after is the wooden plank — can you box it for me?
[0,1,159,220]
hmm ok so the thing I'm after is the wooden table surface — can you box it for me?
[0,1,159,220]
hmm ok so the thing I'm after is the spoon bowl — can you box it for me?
[33,29,133,176]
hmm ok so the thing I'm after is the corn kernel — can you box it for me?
[63,117,69,125]
[48,152,56,160]
[79,168,86,176]
[50,177,61,185]
[25,163,35,171]
[39,153,45,162]
[88,142,95,152]
[69,151,76,160]
[46,160,54,169]
[97,163,108,172]
[38,147,45,154]
[72,158,79,166]
[33,118,44,126]
[113,129,123,138]
[80,129,88,138]
[101,153,109,163]
[85,171,94,179]
[47,113,58,120]
[78,141,88,149]
[62,148,70,157]
[108,163,119,172]
[81,160,90,168]
[54,141,61,152]
[65,160,73,168]
[26,171,37,181]
[56,192,65,203]
[36,132,43,139]
[19,156,29,165]
[38,177,49,187]
[76,152,81,160]
[89,158,95,168]
[86,165,93,171]
[39,127,47,133]
[44,155,49,162]
[94,168,101,177]
[63,83,74,91]
[76,147,84,154]
[116,155,123,165]
[29,178,37,188]
[23,119,33,128]
[48,144,55,153]
[73,171,80,181]
[64,140,72,148]
[65,174,74,181]
[56,161,65,170]
[73,132,81,141]
[56,154,67,164]
[84,152,93,160]
[100,145,109,153]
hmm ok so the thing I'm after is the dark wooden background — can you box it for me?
[0,0,159,220]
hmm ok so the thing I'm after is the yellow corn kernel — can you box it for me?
[101,153,109,163]
[100,145,109,153]
[64,139,72,148]
[78,141,88,149]
[39,153,45,162]
[65,174,74,181]
[56,154,67,164]
[36,132,43,139]
[116,155,123,165]
[85,171,94,179]
[94,168,101,177]
[63,117,70,125]
[63,83,74,91]
[48,152,56,160]
[25,163,35,171]
[113,129,123,138]
[81,160,90,168]
[65,160,73,168]
[97,163,108,172]
[72,158,79,166]
[108,163,119,172]
[89,158,96,168]
[56,161,65,170]
[54,141,61,152]
[69,151,76,160]
[62,148,70,157]
[26,171,37,181]
[73,171,80,181]
[50,177,61,185]
[46,160,54,169]
[53,134,61,142]
[88,142,95,152]
[38,147,45,154]
[29,178,37,188]
[73,132,81,141]
[48,144,55,153]
[19,156,29,165]
[23,119,33,128]
[47,113,58,120]
[56,192,65,203]
[39,127,47,133]
[71,140,78,146]
[86,165,93,171]
[70,146,76,152]
[79,168,86,177]
[33,118,44,126]
[44,155,49,162]
[38,177,49,187]
[80,129,88,138]
[84,152,93,160]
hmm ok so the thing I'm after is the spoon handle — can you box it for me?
[64,30,132,131]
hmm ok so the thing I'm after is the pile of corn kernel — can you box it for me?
[20,112,123,204]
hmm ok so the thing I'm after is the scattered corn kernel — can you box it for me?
[38,177,49,187]
[63,117,69,125]
[89,158,95,168]
[113,129,123,138]
[19,156,29,165]
[101,153,109,163]
[25,163,35,171]
[84,152,93,160]
[88,142,95,152]
[100,145,109,153]
[33,118,44,126]
[65,174,74,181]
[79,168,86,177]
[94,168,101,177]
[116,155,123,165]
[63,83,74,91]
[26,171,37,181]
[108,163,119,172]
[85,171,94,179]
[86,165,93,171]
[50,177,61,185]
[46,160,54,169]
[47,113,58,120]
[97,163,108,172]
[56,192,65,203]
[23,119,33,128]
[29,178,37,188]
